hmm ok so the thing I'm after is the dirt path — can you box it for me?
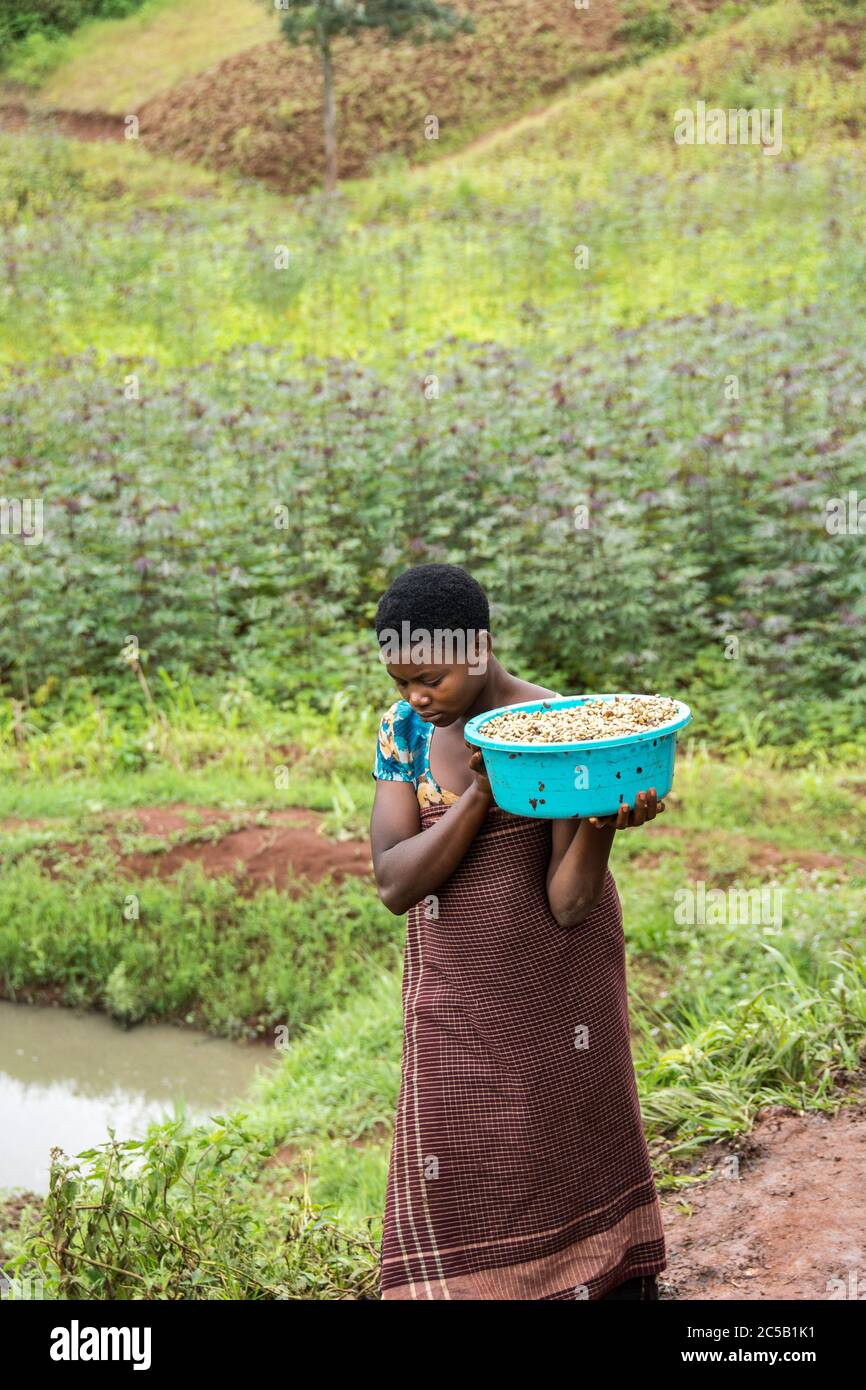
[7,1102,866,1299]
[118,807,373,895]
[0,87,568,172]
[264,1099,866,1300]
[0,101,125,142]
[659,1100,866,1300]
[427,0,624,169]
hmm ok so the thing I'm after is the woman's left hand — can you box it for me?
[587,788,665,829]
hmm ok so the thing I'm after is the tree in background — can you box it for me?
[270,0,473,194]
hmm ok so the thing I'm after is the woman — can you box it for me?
[369,563,667,1301]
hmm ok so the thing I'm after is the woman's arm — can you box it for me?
[370,748,493,915]
[547,789,664,928]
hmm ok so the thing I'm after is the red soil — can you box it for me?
[134,0,626,192]
[660,1100,866,1300]
[0,102,125,142]
[2,804,373,897]
[264,1100,866,1303]
[6,807,863,897]
[629,824,866,879]
[121,809,373,896]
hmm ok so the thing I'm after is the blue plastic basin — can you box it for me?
[463,693,692,819]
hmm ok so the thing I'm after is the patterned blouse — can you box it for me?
[371,694,562,811]
[371,699,460,809]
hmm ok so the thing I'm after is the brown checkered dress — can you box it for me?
[374,701,666,1300]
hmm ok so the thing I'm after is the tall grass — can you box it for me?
[0,855,401,1037]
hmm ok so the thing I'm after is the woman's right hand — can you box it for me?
[465,742,494,805]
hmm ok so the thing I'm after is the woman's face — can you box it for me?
[385,646,489,727]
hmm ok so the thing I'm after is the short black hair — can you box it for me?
[374,564,490,649]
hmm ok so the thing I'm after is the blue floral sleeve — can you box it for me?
[371,700,422,784]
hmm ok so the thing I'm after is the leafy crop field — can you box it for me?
[3,300,866,756]
[3,98,866,755]
[1,0,865,1303]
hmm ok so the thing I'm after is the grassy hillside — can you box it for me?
[6,2,864,193]
[7,1,782,191]
[135,0,788,190]
[470,0,866,172]
[1,0,274,101]
[2,4,865,369]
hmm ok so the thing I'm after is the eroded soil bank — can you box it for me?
[659,1100,866,1300]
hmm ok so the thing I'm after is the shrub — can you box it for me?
[0,0,147,50]
[9,1118,379,1299]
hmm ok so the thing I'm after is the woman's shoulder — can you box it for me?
[506,681,563,702]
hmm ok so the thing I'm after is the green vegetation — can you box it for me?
[5,1120,380,1298]
[0,680,380,818]
[1,0,865,1301]
[3,9,866,758]
[3,286,865,757]
[0,0,148,49]
[5,0,275,103]
[0,0,150,87]
[0,859,399,1035]
[3,747,864,1295]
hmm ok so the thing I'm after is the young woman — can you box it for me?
[369,563,667,1301]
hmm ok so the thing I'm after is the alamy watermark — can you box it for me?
[0,496,43,545]
[826,1269,866,1300]
[377,623,488,674]
[49,1320,151,1369]
[0,1269,45,1299]
[674,101,783,157]
[825,490,866,535]
[674,880,784,929]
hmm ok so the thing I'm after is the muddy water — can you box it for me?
[0,1000,279,1194]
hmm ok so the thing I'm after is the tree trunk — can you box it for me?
[320,41,337,194]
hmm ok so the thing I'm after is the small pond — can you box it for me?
[0,1000,278,1194]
